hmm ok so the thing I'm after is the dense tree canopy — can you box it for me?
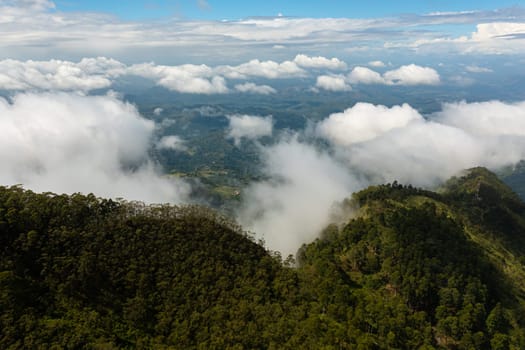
[1,167,525,348]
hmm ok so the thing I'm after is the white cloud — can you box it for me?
[3,0,55,11]
[0,92,190,203]
[293,54,347,70]
[347,65,440,86]
[237,136,360,255]
[316,100,525,187]
[156,135,187,152]
[153,107,164,116]
[348,66,386,84]
[128,63,229,94]
[241,99,525,254]
[226,114,273,146]
[0,58,119,91]
[472,22,525,41]
[315,74,352,91]
[402,22,525,55]
[216,59,305,79]
[343,121,486,186]
[465,65,493,73]
[234,82,276,94]
[383,64,440,85]
[316,103,422,146]
[368,60,386,67]
[435,100,525,137]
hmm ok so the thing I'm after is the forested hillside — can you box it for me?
[1,168,525,349]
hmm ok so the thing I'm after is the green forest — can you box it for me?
[1,167,525,349]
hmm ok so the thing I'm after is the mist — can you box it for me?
[0,92,190,203]
[237,136,362,255]
[238,100,525,255]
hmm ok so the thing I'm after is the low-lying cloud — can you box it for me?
[316,64,440,91]
[316,103,421,145]
[0,92,190,203]
[349,64,440,86]
[383,64,440,85]
[315,74,352,92]
[234,82,276,95]
[318,100,525,187]
[0,57,123,91]
[237,136,360,255]
[226,114,273,146]
[242,99,525,255]
[293,54,347,70]
[156,135,188,152]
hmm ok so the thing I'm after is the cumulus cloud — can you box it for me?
[0,58,121,91]
[348,66,386,84]
[293,54,347,70]
[241,99,525,254]
[382,64,440,85]
[153,107,164,116]
[435,100,525,137]
[216,59,305,79]
[315,74,352,91]
[226,114,273,146]
[317,101,525,187]
[156,135,188,152]
[234,82,276,95]
[0,92,190,203]
[237,136,360,255]
[128,63,229,94]
[368,60,386,67]
[348,65,441,86]
[0,56,441,95]
[400,22,525,55]
[316,103,421,145]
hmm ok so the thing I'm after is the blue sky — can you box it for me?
[55,0,524,20]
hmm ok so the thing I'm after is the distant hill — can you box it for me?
[1,168,525,349]
[500,161,525,201]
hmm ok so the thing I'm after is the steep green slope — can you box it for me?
[0,186,303,349]
[297,170,525,349]
[1,167,525,349]
[499,161,525,201]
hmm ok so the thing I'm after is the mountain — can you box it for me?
[1,168,525,349]
[499,161,525,201]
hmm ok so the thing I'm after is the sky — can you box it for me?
[54,0,523,20]
[1,0,524,64]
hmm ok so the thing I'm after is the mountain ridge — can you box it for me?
[1,167,524,348]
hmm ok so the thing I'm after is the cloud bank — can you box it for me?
[234,82,276,95]
[0,92,190,203]
[348,64,440,86]
[242,99,525,255]
[316,64,440,91]
[0,55,347,94]
[0,57,123,91]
